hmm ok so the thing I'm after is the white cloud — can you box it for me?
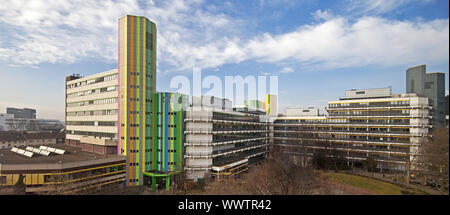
[0,0,448,73]
[312,9,335,21]
[279,67,294,74]
[246,17,449,69]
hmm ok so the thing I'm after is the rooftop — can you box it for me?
[0,144,124,165]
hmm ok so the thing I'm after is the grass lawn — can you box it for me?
[322,172,426,195]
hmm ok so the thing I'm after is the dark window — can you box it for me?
[425,82,433,89]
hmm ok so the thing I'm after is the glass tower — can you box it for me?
[406,64,446,127]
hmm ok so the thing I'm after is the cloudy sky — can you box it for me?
[0,0,448,121]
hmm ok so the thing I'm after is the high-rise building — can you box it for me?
[7,107,36,119]
[65,70,119,154]
[406,64,446,127]
[118,15,156,186]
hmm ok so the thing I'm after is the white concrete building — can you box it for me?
[273,88,431,172]
[65,70,119,154]
[184,96,269,181]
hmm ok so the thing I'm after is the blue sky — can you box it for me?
[0,0,448,121]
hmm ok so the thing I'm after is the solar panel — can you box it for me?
[11,147,34,158]
[43,146,65,155]
[46,148,56,153]
[27,146,51,156]
[54,149,65,155]
[17,149,26,155]
[23,151,33,158]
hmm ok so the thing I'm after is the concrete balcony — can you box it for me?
[80,136,117,146]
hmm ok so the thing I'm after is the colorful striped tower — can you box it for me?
[118,15,156,186]
[266,94,278,116]
[152,92,188,173]
[142,92,187,191]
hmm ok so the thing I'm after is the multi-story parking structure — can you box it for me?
[273,88,431,172]
[184,96,269,181]
[65,70,119,155]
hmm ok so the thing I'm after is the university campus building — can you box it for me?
[52,15,438,192]
[273,88,431,172]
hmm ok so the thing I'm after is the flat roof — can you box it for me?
[0,144,125,165]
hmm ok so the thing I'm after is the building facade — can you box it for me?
[118,15,157,186]
[65,70,119,155]
[184,97,269,181]
[266,94,278,117]
[143,92,188,191]
[7,107,36,119]
[406,64,446,127]
[273,88,431,172]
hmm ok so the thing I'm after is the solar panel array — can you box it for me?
[26,146,51,156]
[10,145,66,158]
[11,147,34,158]
[39,146,65,155]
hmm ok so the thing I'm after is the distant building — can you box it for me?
[406,64,446,127]
[0,131,65,150]
[7,107,36,119]
[0,113,63,132]
[285,107,320,117]
[266,94,278,117]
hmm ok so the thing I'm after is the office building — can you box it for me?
[184,96,269,181]
[406,64,446,127]
[143,92,188,191]
[7,107,36,119]
[273,88,431,172]
[266,94,278,117]
[65,69,119,155]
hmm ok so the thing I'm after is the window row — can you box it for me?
[66,109,118,116]
[67,74,118,89]
[67,97,117,107]
[67,86,117,98]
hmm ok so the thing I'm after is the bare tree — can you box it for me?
[203,154,319,195]
[25,120,39,131]
[416,128,449,194]
[5,118,28,131]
